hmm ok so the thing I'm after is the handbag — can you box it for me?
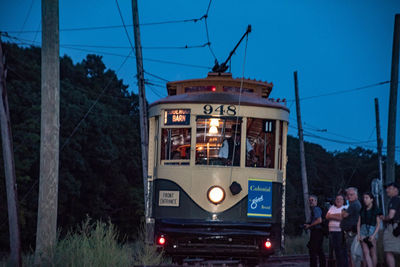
[350,237,363,260]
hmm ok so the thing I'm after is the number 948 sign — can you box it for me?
[203,104,236,116]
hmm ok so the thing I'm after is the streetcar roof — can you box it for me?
[166,72,273,98]
[149,92,289,112]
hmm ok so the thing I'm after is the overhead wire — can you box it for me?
[229,31,249,184]
[60,50,133,151]
[115,0,135,54]
[17,0,35,37]
[62,42,209,50]
[32,20,41,44]
[144,70,169,82]
[5,17,207,34]
[1,33,210,69]
[203,0,217,61]
[288,124,375,145]
[287,81,390,102]
[146,84,167,98]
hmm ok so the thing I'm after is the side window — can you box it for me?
[196,117,242,166]
[161,128,191,165]
[246,118,275,168]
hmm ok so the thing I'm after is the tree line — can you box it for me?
[0,43,398,251]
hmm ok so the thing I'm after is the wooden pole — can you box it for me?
[386,14,400,184]
[0,37,22,267]
[35,0,60,263]
[374,98,385,215]
[294,71,310,222]
[131,0,152,243]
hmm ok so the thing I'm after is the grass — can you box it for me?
[1,218,166,267]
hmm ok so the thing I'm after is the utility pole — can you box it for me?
[35,0,60,263]
[0,37,22,267]
[294,71,310,222]
[386,14,399,184]
[131,0,152,243]
[375,98,385,215]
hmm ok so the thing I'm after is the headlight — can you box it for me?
[207,186,225,204]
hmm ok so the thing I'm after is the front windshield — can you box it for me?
[195,117,242,166]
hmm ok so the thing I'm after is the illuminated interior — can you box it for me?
[160,114,279,168]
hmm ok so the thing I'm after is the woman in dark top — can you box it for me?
[356,192,381,267]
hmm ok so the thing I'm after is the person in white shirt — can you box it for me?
[326,194,348,267]
[218,134,253,166]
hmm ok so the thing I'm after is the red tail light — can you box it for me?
[157,236,166,245]
[264,240,272,249]
[211,86,216,92]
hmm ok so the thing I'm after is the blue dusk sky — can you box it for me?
[1,0,400,162]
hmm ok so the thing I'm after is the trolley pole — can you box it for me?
[374,98,385,215]
[0,36,22,267]
[35,0,60,264]
[131,0,152,243]
[294,71,310,222]
[386,14,399,184]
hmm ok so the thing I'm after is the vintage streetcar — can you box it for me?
[147,72,289,263]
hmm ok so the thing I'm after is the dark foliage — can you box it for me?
[0,43,143,251]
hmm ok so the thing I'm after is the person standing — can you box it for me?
[326,194,348,267]
[304,195,326,267]
[341,187,362,267]
[356,192,381,267]
[381,182,400,267]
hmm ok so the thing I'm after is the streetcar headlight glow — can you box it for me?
[207,186,225,204]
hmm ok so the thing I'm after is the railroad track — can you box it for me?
[135,254,310,266]
[263,254,309,266]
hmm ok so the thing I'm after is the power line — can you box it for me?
[203,0,217,61]
[1,33,211,69]
[60,80,133,101]
[62,42,209,50]
[4,17,206,34]
[17,0,35,37]
[288,124,375,145]
[32,20,41,44]
[145,80,166,88]
[287,81,390,102]
[115,0,135,54]
[144,70,169,82]
[303,132,375,145]
[60,50,133,151]
[146,84,167,98]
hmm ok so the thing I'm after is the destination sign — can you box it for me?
[164,109,190,125]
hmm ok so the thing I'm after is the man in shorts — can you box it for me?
[382,182,400,267]
[341,187,361,267]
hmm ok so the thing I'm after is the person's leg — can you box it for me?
[332,232,348,267]
[360,242,372,267]
[315,230,326,267]
[309,230,318,267]
[369,238,377,267]
[342,232,349,267]
[385,252,395,267]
